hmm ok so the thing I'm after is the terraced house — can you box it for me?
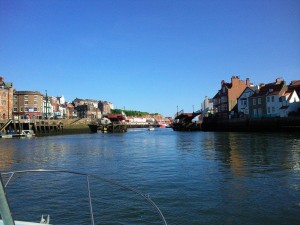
[247,78,300,118]
[213,76,251,119]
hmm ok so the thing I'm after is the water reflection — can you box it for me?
[0,140,16,170]
[202,132,300,174]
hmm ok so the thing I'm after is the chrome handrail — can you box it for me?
[1,169,167,225]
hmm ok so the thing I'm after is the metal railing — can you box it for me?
[0,169,167,225]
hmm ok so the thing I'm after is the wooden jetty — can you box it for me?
[0,119,64,136]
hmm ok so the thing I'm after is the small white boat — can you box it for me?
[148,126,155,131]
[0,130,35,139]
[20,130,35,138]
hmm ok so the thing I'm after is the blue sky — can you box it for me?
[0,0,299,117]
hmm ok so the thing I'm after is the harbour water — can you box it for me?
[0,129,299,225]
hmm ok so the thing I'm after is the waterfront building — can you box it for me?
[249,78,287,118]
[65,102,76,118]
[43,96,54,119]
[213,76,251,119]
[73,98,98,108]
[13,90,44,119]
[76,104,101,119]
[279,89,300,117]
[56,95,66,105]
[289,80,300,97]
[98,101,113,114]
[73,98,86,107]
[0,76,13,119]
[201,96,213,117]
[237,86,259,117]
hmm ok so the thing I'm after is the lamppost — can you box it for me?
[45,90,48,119]
[7,89,10,119]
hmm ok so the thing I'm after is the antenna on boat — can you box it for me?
[0,175,15,225]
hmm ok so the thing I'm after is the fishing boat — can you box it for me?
[0,169,167,225]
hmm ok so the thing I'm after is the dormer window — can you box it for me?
[269,89,273,92]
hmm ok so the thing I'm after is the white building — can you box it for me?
[279,89,300,117]
[201,96,213,117]
[57,95,66,104]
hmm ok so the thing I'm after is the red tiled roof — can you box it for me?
[290,80,300,86]
[251,81,285,97]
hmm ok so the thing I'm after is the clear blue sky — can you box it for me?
[0,0,299,117]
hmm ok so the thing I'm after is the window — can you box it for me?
[20,107,23,112]
[271,96,275,102]
[13,95,17,100]
[24,100,28,105]
[258,98,261,104]
[253,109,257,117]
[241,99,247,106]
[25,107,29,112]
[221,104,227,111]
[253,99,257,105]
[2,100,6,106]
[34,95,38,100]
[258,108,262,116]
[267,97,270,102]
[24,95,28,100]
[272,107,275,113]
[34,107,38,112]
[34,101,38,105]
[267,107,270,113]
[221,96,227,103]
[13,108,17,112]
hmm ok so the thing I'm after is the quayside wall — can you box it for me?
[201,116,300,132]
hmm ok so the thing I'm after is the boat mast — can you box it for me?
[0,175,15,225]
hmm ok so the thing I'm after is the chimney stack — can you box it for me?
[246,78,250,86]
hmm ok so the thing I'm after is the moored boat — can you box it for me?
[148,126,155,131]
[0,130,35,139]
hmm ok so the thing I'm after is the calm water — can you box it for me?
[0,129,300,225]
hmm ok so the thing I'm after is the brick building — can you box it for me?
[13,91,44,119]
[98,101,112,115]
[213,76,251,119]
[0,76,13,119]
